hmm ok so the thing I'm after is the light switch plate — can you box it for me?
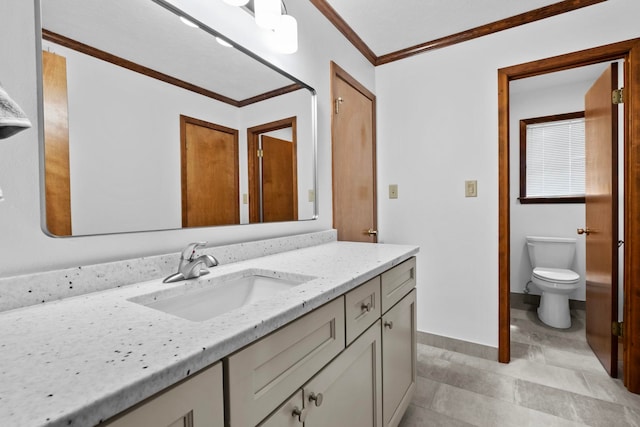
[308,189,315,202]
[465,180,477,197]
[389,184,398,199]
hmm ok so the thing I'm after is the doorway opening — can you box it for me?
[497,38,640,392]
[246,117,298,223]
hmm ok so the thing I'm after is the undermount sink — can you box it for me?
[129,270,314,322]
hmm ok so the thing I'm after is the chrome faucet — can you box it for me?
[163,242,219,283]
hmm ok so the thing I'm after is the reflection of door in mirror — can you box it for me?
[180,115,240,227]
[247,118,298,223]
[42,50,72,236]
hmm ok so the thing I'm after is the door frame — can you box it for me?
[330,61,378,241]
[246,117,298,223]
[497,38,640,392]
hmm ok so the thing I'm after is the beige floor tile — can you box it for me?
[398,403,474,427]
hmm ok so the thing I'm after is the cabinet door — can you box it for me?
[103,362,224,427]
[304,320,382,427]
[226,297,345,426]
[259,390,305,427]
[382,289,416,427]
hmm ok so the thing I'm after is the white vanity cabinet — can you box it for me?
[100,256,417,427]
[102,362,224,427]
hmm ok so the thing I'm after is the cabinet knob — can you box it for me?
[308,392,324,407]
[577,227,592,235]
[384,321,394,329]
[361,302,372,313]
[292,407,307,423]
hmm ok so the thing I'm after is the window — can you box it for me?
[519,111,585,204]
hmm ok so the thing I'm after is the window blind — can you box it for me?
[526,118,585,198]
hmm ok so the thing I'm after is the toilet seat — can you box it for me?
[532,267,579,284]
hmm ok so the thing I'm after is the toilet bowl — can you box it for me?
[526,236,581,329]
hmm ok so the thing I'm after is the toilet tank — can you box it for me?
[526,236,576,269]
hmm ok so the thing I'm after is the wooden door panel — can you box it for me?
[262,135,297,222]
[42,51,72,236]
[180,116,239,227]
[332,63,377,242]
[584,63,618,377]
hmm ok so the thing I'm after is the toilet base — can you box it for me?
[537,291,571,329]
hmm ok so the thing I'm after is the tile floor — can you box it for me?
[399,306,640,426]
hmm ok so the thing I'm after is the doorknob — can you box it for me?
[367,229,378,236]
[577,227,592,235]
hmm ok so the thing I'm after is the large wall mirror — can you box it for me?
[37,0,317,236]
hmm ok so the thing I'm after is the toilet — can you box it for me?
[526,236,581,329]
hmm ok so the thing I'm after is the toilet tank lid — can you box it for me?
[526,236,577,244]
[533,267,580,283]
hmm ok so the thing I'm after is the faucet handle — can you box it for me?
[181,242,207,260]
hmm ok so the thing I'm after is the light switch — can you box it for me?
[465,180,477,197]
[389,184,398,199]
[242,193,248,204]
[308,189,315,202]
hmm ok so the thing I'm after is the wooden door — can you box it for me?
[261,135,298,222]
[42,51,72,236]
[180,115,239,227]
[331,62,377,242]
[304,320,382,427]
[584,63,619,377]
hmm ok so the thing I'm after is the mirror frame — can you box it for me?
[34,0,318,237]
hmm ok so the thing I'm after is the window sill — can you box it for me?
[519,196,585,204]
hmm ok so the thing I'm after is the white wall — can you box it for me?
[375,0,640,347]
[0,0,374,276]
[509,79,593,301]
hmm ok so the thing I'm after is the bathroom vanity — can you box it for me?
[0,233,418,427]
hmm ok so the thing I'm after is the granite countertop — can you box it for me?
[0,241,418,427]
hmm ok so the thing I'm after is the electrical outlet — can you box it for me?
[389,184,398,199]
[465,180,477,197]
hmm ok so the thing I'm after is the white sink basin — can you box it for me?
[130,270,313,322]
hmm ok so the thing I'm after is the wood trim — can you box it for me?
[180,115,240,227]
[330,61,378,242]
[308,0,377,66]
[42,29,298,108]
[237,84,304,107]
[311,0,606,66]
[246,117,298,223]
[497,38,640,394]
[497,70,510,364]
[376,0,606,65]
[519,111,585,204]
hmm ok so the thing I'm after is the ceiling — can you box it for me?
[41,0,295,103]
[313,0,607,65]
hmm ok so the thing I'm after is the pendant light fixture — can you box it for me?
[272,14,298,54]
[254,0,281,30]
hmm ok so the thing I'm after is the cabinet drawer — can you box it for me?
[103,362,224,427]
[381,257,416,314]
[258,390,304,427]
[226,297,345,427]
[345,276,381,345]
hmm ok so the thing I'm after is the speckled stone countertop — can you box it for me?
[0,240,418,427]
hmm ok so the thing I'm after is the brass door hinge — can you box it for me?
[257,149,263,158]
[612,88,624,104]
[612,321,624,337]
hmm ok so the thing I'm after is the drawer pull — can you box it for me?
[308,392,324,407]
[384,321,394,329]
[361,302,372,313]
[292,407,307,423]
